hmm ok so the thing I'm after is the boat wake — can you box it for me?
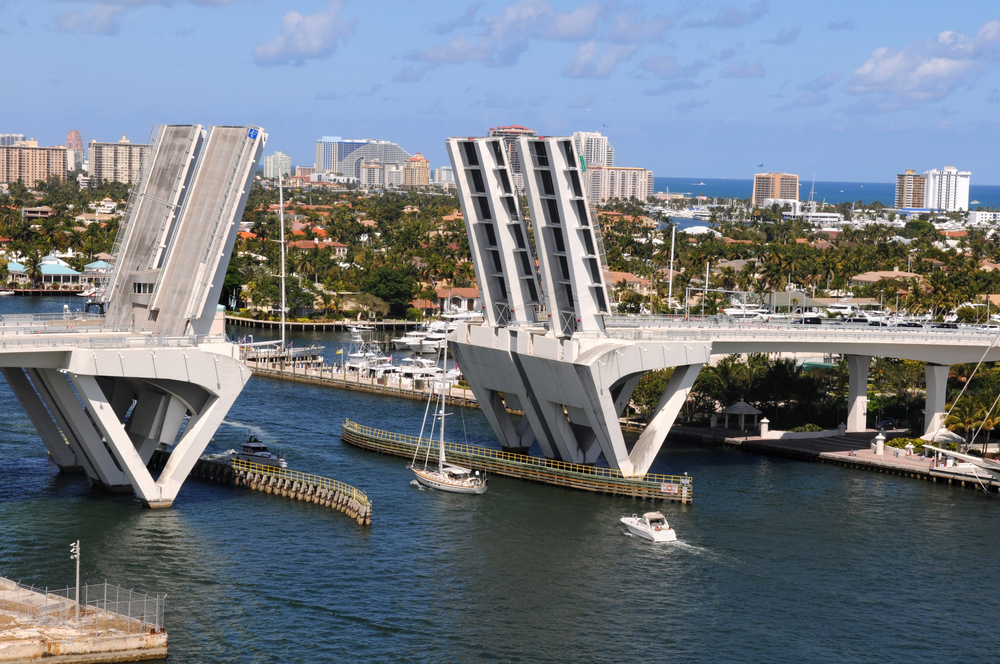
[409,480,425,490]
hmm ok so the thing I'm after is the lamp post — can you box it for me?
[69,539,80,623]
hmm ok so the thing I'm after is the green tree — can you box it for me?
[360,266,417,317]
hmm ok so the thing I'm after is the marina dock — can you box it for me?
[0,577,167,663]
[341,420,693,503]
[671,427,1000,493]
[246,358,481,409]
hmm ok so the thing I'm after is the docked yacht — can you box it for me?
[391,321,446,350]
[723,299,769,320]
[408,331,448,354]
[399,357,441,379]
[620,512,677,542]
[224,434,287,469]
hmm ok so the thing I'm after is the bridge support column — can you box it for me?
[627,363,702,477]
[846,354,870,433]
[925,364,950,435]
[1,368,82,473]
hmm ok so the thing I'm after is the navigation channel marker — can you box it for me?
[248,128,258,139]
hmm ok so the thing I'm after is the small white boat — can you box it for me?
[223,434,287,468]
[620,512,677,542]
[0,290,13,296]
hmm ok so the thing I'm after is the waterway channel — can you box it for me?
[0,297,998,662]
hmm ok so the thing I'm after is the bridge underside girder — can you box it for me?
[452,323,710,477]
[1,344,247,507]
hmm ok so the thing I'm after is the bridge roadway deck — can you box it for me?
[601,319,1000,365]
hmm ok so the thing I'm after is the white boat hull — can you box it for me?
[620,517,676,542]
[411,467,487,494]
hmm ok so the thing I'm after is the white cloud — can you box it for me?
[720,60,764,78]
[393,67,425,83]
[687,1,769,29]
[641,55,706,80]
[828,18,855,31]
[563,42,638,78]
[546,1,603,40]
[53,4,127,35]
[432,2,483,36]
[416,0,668,76]
[801,71,842,92]
[417,0,552,67]
[763,26,799,46]
[676,98,710,113]
[252,1,356,67]
[779,92,828,110]
[845,20,1000,108]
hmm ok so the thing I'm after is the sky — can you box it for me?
[2,1,1000,184]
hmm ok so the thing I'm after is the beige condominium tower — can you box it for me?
[752,172,799,207]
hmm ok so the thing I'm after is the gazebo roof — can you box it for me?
[723,400,762,415]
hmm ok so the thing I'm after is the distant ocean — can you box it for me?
[654,176,1000,209]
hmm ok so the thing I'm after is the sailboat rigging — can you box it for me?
[408,342,487,494]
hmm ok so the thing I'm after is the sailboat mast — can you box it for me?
[438,342,448,472]
[278,172,287,349]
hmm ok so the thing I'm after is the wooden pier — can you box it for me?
[341,420,693,503]
[226,314,417,332]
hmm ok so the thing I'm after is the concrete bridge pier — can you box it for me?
[924,363,950,434]
[846,354,870,433]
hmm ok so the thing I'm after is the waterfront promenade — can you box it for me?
[670,426,1000,492]
[226,314,417,333]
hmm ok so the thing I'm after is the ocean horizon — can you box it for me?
[654,176,1000,210]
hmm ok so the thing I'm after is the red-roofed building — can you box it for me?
[604,270,651,296]
[436,287,481,314]
[287,240,348,257]
[237,231,257,240]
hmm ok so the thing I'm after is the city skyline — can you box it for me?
[2,1,999,183]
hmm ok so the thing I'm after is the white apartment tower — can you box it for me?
[924,167,970,212]
[572,131,615,169]
[263,151,291,179]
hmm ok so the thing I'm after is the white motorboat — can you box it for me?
[408,331,448,354]
[620,512,677,542]
[723,299,769,320]
[0,290,13,296]
[392,321,446,350]
[223,434,287,469]
[399,356,441,379]
[408,344,487,494]
[77,286,99,298]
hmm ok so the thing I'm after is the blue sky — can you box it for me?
[3,1,1000,183]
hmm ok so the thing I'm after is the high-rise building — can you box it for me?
[262,151,292,179]
[359,160,390,187]
[89,135,150,184]
[487,125,536,189]
[432,166,454,183]
[66,130,84,171]
[572,131,615,169]
[752,172,799,207]
[295,166,315,177]
[403,153,430,186]
[895,169,926,209]
[0,134,25,147]
[0,144,67,184]
[585,166,654,205]
[314,136,411,177]
[924,166,970,212]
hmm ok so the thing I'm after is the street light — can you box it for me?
[69,540,80,623]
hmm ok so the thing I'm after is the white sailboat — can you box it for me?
[408,343,487,494]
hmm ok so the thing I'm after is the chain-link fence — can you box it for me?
[0,577,166,634]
